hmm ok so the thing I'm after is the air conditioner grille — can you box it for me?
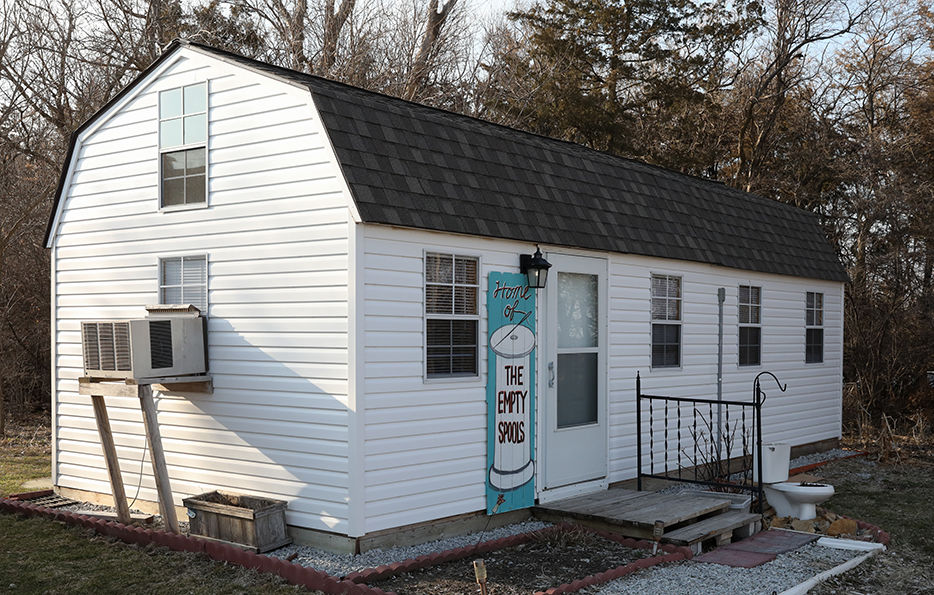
[149,320,173,369]
[82,322,101,370]
[114,323,131,370]
[98,323,115,370]
[82,322,132,372]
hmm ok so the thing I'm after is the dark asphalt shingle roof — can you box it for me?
[52,41,848,283]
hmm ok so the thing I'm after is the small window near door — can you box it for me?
[159,255,208,313]
[805,291,823,363]
[738,285,761,366]
[651,274,681,368]
[425,252,479,378]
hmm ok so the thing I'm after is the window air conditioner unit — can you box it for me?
[81,305,207,379]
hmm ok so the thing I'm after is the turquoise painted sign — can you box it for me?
[486,271,536,515]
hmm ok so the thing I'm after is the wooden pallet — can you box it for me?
[662,510,762,555]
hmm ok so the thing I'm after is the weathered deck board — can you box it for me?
[538,489,731,527]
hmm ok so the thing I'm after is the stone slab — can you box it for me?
[723,528,819,554]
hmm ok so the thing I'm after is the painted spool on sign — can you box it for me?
[486,271,536,514]
[488,323,535,490]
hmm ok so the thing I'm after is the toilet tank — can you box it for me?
[756,443,791,483]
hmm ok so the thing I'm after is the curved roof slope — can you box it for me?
[52,40,847,282]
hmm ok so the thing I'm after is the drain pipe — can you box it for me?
[716,288,725,461]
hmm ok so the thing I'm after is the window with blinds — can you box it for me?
[738,285,762,366]
[159,255,208,314]
[806,291,824,363]
[651,274,681,368]
[425,252,479,378]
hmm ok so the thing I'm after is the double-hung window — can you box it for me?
[160,255,208,313]
[159,82,207,208]
[738,285,762,366]
[651,274,681,368]
[805,291,823,363]
[425,253,479,378]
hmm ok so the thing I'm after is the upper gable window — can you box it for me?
[159,83,207,208]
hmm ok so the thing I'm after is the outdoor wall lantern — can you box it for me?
[520,246,552,290]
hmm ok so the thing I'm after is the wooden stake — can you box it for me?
[90,395,132,525]
[138,384,179,534]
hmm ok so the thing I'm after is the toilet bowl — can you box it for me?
[763,482,835,520]
[758,443,835,520]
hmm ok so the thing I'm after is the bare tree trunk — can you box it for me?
[289,0,308,71]
[318,0,355,74]
[404,0,456,101]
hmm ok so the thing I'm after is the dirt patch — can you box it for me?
[373,527,653,594]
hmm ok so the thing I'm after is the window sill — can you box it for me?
[423,375,483,386]
[160,202,209,213]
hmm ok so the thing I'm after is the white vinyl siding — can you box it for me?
[50,51,355,535]
[362,226,844,533]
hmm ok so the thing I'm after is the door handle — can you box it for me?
[548,361,555,388]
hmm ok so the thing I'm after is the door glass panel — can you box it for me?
[557,352,598,427]
[557,272,598,348]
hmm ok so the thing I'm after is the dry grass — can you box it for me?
[0,513,315,594]
[0,413,51,496]
[812,430,934,594]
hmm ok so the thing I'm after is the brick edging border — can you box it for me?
[344,522,693,594]
[0,495,392,595]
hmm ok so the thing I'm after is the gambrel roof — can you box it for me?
[49,40,848,283]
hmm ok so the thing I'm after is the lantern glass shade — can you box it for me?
[521,248,552,289]
[527,265,548,289]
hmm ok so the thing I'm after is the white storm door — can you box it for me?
[543,254,608,489]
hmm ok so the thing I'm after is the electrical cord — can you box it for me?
[127,395,156,511]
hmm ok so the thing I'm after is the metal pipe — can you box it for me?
[636,371,642,491]
[716,288,725,462]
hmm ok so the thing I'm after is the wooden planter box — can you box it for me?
[183,491,292,553]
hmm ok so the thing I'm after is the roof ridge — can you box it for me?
[184,39,808,219]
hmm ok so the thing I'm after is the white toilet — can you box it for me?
[758,443,834,521]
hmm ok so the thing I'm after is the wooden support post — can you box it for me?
[90,395,132,525]
[138,384,179,534]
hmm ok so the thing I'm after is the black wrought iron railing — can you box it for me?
[636,371,786,513]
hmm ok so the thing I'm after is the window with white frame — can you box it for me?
[805,291,823,363]
[738,285,761,366]
[160,255,208,313]
[651,274,681,368]
[425,252,479,378]
[159,83,207,207]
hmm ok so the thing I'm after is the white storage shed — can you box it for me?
[46,40,847,550]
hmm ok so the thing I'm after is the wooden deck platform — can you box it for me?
[534,488,761,551]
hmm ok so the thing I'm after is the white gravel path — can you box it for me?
[267,520,551,578]
[591,543,864,595]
